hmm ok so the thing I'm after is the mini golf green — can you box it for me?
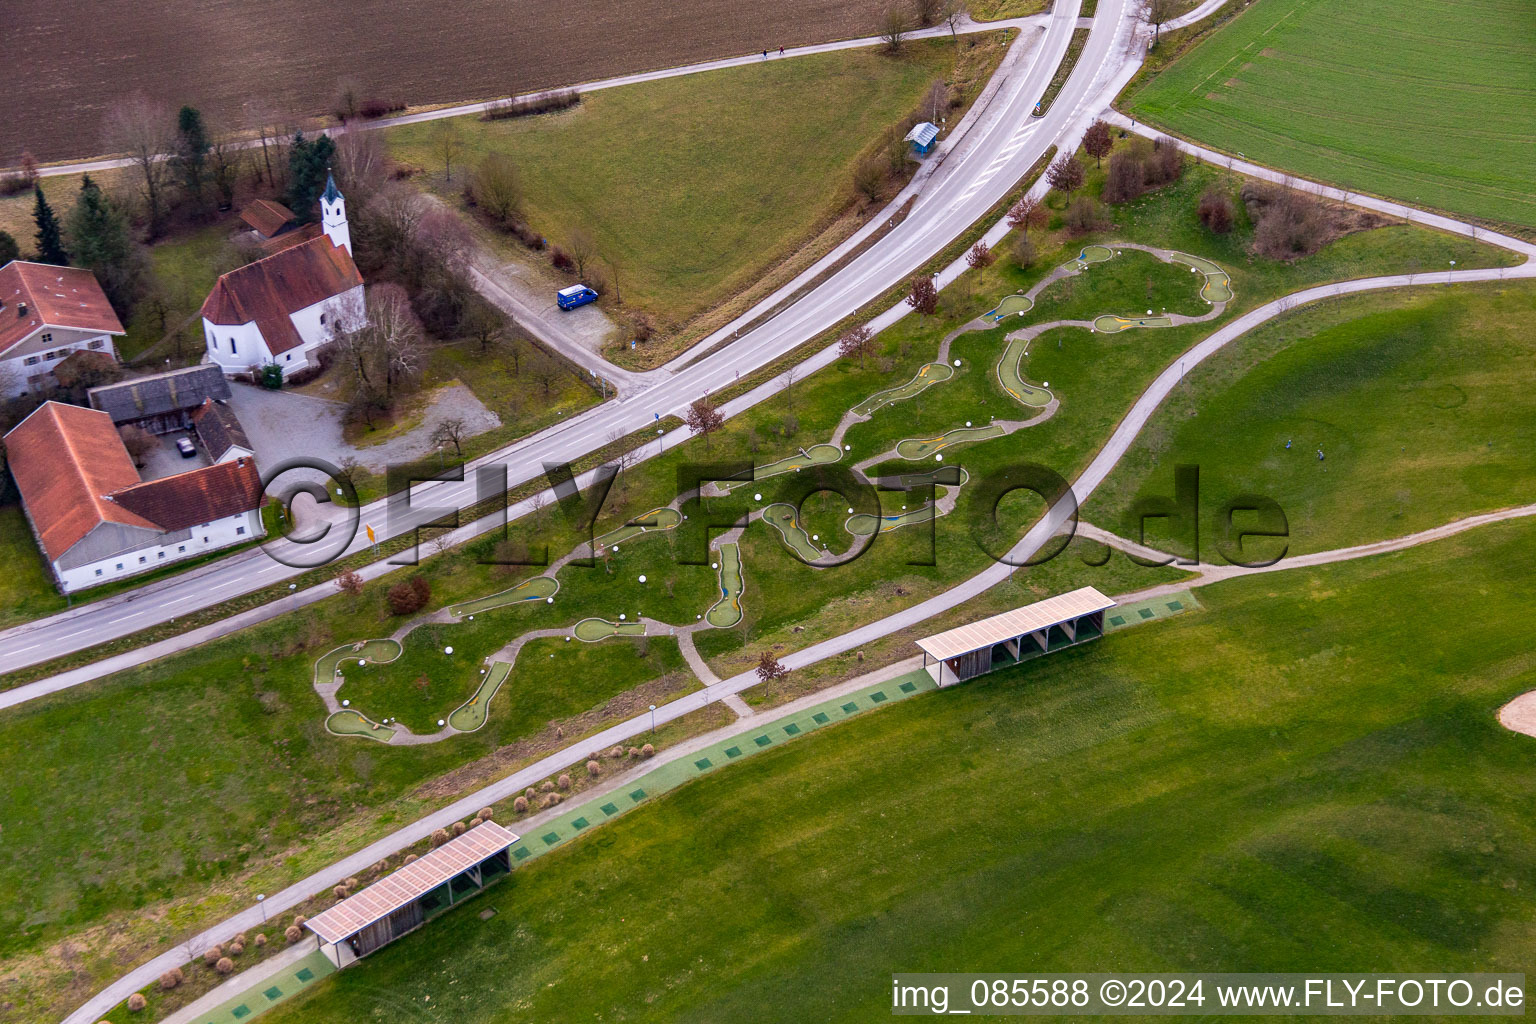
[573,617,647,642]
[313,639,402,688]
[845,504,940,536]
[1076,244,1114,264]
[891,466,968,491]
[850,363,954,417]
[1093,314,1175,333]
[706,543,746,627]
[447,575,560,617]
[985,293,1034,322]
[895,423,1006,460]
[447,661,513,732]
[727,444,842,489]
[325,709,396,742]
[594,507,683,550]
[1170,252,1233,303]
[761,503,824,561]
[996,335,1053,407]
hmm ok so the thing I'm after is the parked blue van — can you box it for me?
[557,284,599,310]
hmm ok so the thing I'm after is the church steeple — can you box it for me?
[319,170,351,256]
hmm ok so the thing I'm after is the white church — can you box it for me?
[200,174,365,380]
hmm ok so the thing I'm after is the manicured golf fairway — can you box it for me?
[845,504,939,536]
[896,423,1006,460]
[573,618,648,642]
[761,503,824,561]
[594,507,683,550]
[447,575,560,617]
[706,543,746,627]
[850,363,954,417]
[447,661,513,732]
[996,335,1054,407]
[323,709,395,742]
[1094,314,1175,333]
[1171,252,1233,303]
[986,293,1035,322]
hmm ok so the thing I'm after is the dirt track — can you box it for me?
[4,0,886,164]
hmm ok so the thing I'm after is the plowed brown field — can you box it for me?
[3,0,885,164]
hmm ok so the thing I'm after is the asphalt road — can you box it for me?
[2,0,1133,677]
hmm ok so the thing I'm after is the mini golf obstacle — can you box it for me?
[762,503,824,561]
[573,617,647,642]
[447,660,513,732]
[447,575,559,617]
[850,363,954,417]
[314,638,403,685]
[896,423,1006,460]
[594,507,683,550]
[706,542,746,627]
[1170,252,1233,303]
[1076,244,1114,264]
[1093,314,1175,333]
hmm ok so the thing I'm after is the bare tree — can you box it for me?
[334,128,391,207]
[1149,0,1178,44]
[465,302,506,352]
[207,132,243,210]
[1007,195,1048,233]
[1083,120,1114,168]
[566,227,598,281]
[880,4,909,52]
[467,153,522,228]
[432,120,465,182]
[431,417,468,458]
[104,93,175,237]
[685,396,725,451]
[335,569,365,597]
[118,424,158,467]
[837,324,876,368]
[527,356,562,397]
[914,0,944,26]
[906,274,939,315]
[332,77,363,122]
[944,0,967,40]
[755,650,789,696]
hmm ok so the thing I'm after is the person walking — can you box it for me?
[779,45,785,55]
[762,49,768,59]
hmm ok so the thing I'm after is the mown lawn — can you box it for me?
[1125,0,1536,229]
[265,517,1536,1022]
[0,504,57,623]
[384,41,977,329]
[1087,279,1536,557]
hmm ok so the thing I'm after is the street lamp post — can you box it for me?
[257,893,267,921]
[649,703,657,733]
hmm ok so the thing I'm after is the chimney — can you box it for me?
[17,300,26,318]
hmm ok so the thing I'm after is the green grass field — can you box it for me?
[1125,0,1536,229]
[385,42,969,328]
[1088,280,1536,557]
[264,517,1536,1022]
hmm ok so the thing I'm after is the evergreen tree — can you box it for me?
[0,230,18,266]
[175,105,210,207]
[32,185,69,265]
[67,176,146,319]
[285,132,336,222]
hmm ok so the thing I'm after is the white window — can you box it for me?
[178,545,186,553]
[115,562,123,570]
[157,551,166,559]
[39,332,52,345]
[230,338,237,355]
[95,568,104,577]
[138,556,147,564]
[236,526,247,536]
[24,355,40,366]
[88,339,105,350]
[320,313,327,325]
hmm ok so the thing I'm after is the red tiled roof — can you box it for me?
[108,456,263,532]
[305,823,520,945]
[0,261,126,356]
[258,222,322,256]
[240,199,298,239]
[2,402,156,561]
[200,236,361,354]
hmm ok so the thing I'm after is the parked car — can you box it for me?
[176,437,196,458]
[557,284,598,311]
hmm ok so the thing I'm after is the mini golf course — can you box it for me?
[1171,252,1234,303]
[762,503,825,561]
[850,363,954,417]
[325,708,396,742]
[574,617,648,642]
[896,423,1006,460]
[706,543,746,627]
[594,507,683,550]
[725,444,843,489]
[447,661,513,732]
[845,504,940,536]
[984,293,1034,322]
[1076,243,1114,264]
[447,575,560,617]
[996,335,1053,406]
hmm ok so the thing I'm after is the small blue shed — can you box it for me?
[905,121,940,155]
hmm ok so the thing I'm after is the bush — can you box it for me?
[203,946,223,965]
[1244,182,1329,258]
[127,993,148,1012]
[628,746,641,758]
[1012,232,1036,269]
[854,155,887,202]
[1064,196,1107,236]
[404,853,418,864]
[358,97,406,119]
[483,89,580,121]
[513,795,529,813]
[292,915,307,928]
[285,925,303,942]
[333,885,349,899]
[550,246,574,272]
[557,773,572,790]
[254,933,267,947]
[641,743,655,758]
[525,786,538,799]
[216,957,235,975]
[229,942,244,956]
[231,932,246,946]
[1146,140,1185,186]
[451,820,467,836]
[387,576,432,615]
[466,153,523,228]
[1197,188,1235,233]
[159,970,181,990]
[344,877,359,890]
[478,805,495,821]
[540,779,555,792]
[965,242,995,269]
[1102,153,1145,205]
[586,759,602,777]
[469,816,484,829]
[430,828,450,847]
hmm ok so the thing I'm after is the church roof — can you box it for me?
[200,236,362,355]
[240,199,299,239]
[322,171,342,204]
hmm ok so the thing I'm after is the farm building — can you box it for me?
[305,822,518,968]
[905,121,940,155]
[87,363,232,435]
[0,260,124,397]
[916,586,1114,686]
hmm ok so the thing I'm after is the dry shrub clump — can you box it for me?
[203,946,223,965]
[126,993,148,1012]
[254,933,267,947]
[285,925,304,943]
[387,576,432,615]
[158,968,183,990]
[430,828,450,847]
[557,773,572,790]
[1064,197,1108,236]
[478,806,495,821]
[1198,187,1235,233]
[586,760,602,777]
[513,795,529,813]
[404,853,419,864]
[1102,138,1184,205]
[641,743,655,758]
[216,957,235,975]
[1240,181,1392,259]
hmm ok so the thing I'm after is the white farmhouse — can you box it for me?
[200,174,363,380]
[3,401,265,593]
[0,260,125,397]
